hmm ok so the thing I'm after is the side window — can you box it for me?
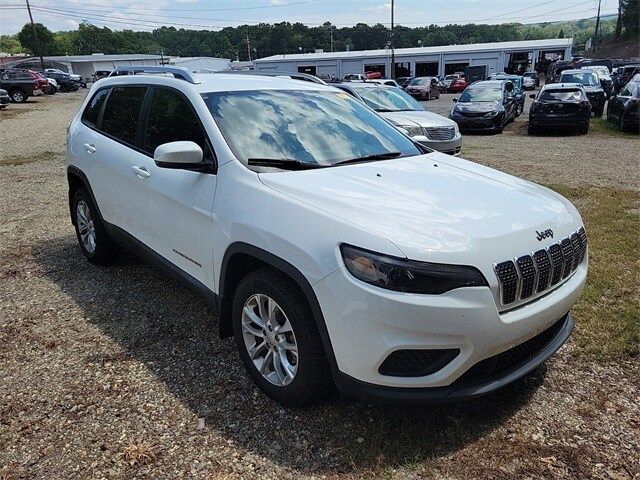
[81,88,110,128]
[143,88,210,157]
[101,86,147,145]
[619,86,631,97]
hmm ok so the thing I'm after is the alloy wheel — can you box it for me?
[241,293,298,386]
[12,91,24,103]
[76,200,96,254]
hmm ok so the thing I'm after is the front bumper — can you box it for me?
[314,261,585,402]
[451,114,501,131]
[414,132,462,155]
[0,95,9,106]
[529,113,590,127]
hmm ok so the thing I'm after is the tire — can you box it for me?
[9,89,26,103]
[232,268,333,406]
[72,188,118,264]
[527,124,537,135]
[578,124,589,135]
[594,107,604,118]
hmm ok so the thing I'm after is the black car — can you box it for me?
[612,64,640,93]
[607,80,640,132]
[557,69,606,117]
[528,84,591,135]
[449,80,518,133]
[0,69,40,103]
[547,60,575,83]
[0,88,10,109]
[41,70,80,92]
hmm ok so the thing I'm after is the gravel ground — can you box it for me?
[0,90,639,480]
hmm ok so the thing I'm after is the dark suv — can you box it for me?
[41,70,80,92]
[528,84,591,135]
[607,80,640,132]
[557,69,606,117]
[0,68,43,103]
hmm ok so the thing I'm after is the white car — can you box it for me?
[522,72,537,90]
[66,66,587,405]
[335,82,462,155]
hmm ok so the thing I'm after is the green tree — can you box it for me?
[17,23,59,56]
[0,35,23,54]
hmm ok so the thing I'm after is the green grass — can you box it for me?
[548,185,640,360]
[589,116,640,138]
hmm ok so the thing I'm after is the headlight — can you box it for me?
[483,111,497,117]
[340,244,488,294]
[453,122,459,134]
[397,125,423,137]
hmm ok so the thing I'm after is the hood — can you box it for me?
[258,152,582,270]
[454,101,502,113]
[380,110,457,128]
[582,85,604,93]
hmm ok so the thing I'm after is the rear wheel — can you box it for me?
[72,188,118,264]
[9,89,26,103]
[232,268,333,405]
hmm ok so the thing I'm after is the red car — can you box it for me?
[28,70,51,94]
[449,77,469,93]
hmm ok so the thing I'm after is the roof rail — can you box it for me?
[109,65,200,84]
[204,69,327,85]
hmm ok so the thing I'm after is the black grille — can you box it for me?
[548,243,564,286]
[516,255,536,299]
[452,315,567,387]
[494,228,587,306]
[533,249,551,293]
[379,349,459,377]
[560,238,574,279]
[495,260,518,304]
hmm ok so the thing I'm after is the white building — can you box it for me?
[253,38,573,78]
[168,56,231,73]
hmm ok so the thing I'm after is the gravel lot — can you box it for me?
[0,90,638,480]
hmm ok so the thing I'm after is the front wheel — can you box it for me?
[232,268,333,405]
[72,188,118,264]
[9,89,26,103]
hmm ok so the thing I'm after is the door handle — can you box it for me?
[83,143,96,154]
[132,165,150,179]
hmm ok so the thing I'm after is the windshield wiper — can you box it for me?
[247,158,327,171]
[335,151,402,166]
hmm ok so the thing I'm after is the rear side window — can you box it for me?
[101,86,147,145]
[81,88,110,128]
[143,88,210,157]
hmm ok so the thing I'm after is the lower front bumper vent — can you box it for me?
[379,348,459,377]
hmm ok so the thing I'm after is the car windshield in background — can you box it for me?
[539,89,583,101]
[459,87,502,102]
[524,72,537,78]
[409,78,430,85]
[560,72,599,86]
[583,66,609,76]
[355,87,425,112]
[202,90,422,167]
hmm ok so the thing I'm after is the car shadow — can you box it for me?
[33,234,547,474]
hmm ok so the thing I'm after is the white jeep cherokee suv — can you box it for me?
[66,67,587,405]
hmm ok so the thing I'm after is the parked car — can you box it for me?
[92,70,111,83]
[612,64,640,93]
[45,77,58,94]
[405,76,441,100]
[0,88,9,109]
[367,79,401,88]
[0,68,43,103]
[42,70,80,92]
[556,69,606,117]
[547,60,575,83]
[66,67,587,405]
[28,70,54,95]
[396,76,414,89]
[442,74,461,89]
[528,83,591,135]
[449,77,469,93]
[581,65,614,97]
[44,68,86,88]
[449,80,517,133]
[607,80,640,132]
[522,71,538,89]
[486,74,525,116]
[335,82,462,155]
[343,73,367,81]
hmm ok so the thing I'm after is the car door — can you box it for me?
[135,86,217,286]
[611,86,630,121]
[85,85,149,235]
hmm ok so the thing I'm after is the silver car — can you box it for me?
[335,82,462,155]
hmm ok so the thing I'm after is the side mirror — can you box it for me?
[452,97,458,102]
[154,141,205,170]
[529,93,536,99]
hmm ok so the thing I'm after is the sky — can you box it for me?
[0,0,617,36]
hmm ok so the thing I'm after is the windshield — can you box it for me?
[444,75,457,80]
[491,76,522,92]
[539,89,583,101]
[559,72,599,86]
[583,66,609,77]
[459,86,502,102]
[524,72,536,78]
[355,87,424,112]
[202,89,421,168]
[409,78,430,85]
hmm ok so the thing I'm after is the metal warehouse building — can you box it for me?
[254,38,573,78]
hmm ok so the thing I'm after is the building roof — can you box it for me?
[255,38,573,63]
[40,54,163,63]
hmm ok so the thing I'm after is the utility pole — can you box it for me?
[390,0,395,79]
[25,0,45,70]
[330,25,334,53]
[593,0,601,52]
[246,34,252,61]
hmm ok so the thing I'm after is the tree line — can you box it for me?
[1,6,636,62]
